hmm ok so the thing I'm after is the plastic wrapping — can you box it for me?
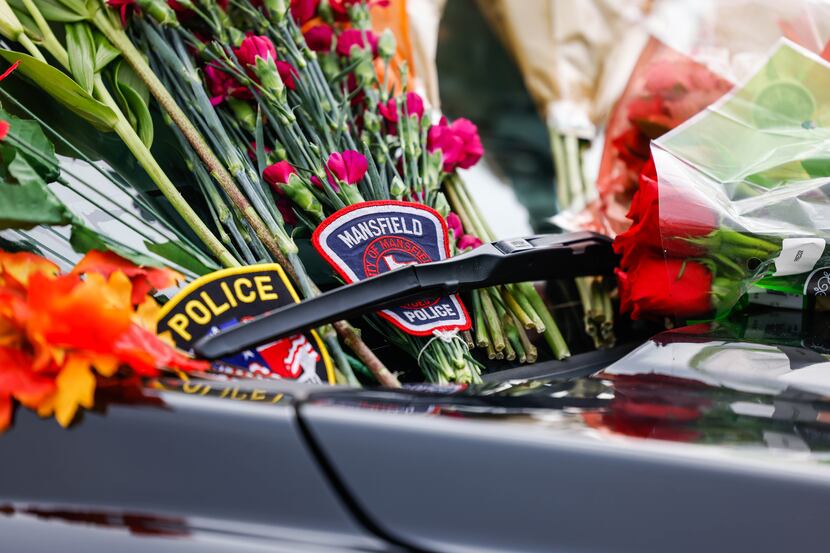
[616,40,830,321]
[585,0,830,236]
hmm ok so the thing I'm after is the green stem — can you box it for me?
[93,75,239,267]
[16,32,44,61]
[500,286,533,329]
[472,289,489,348]
[92,9,297,266]
[517,282,570,360]
[550,130,569,211]
[508,283,545,332]
[480,288,505,352]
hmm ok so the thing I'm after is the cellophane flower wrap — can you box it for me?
[615,41,830,322]
[595,38,732,236]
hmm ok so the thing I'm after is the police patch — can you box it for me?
[312,200,471,336]
[156,265,334,384]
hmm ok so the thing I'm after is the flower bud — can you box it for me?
[136,0,178,26]
[283,173,325,221]
[364,110,381,133]
[0,0,24,41]
[390,176,406,199]
[228,27,246,47]
[254,57,285,101]
[433,192,450,218]
[265,0,287,23]
[378,29,396,62]
[227,98,256,132]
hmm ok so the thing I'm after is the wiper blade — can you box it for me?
[194,231,616,360]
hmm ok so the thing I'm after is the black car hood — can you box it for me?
[296,313,830,553]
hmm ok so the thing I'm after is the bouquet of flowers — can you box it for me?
[596,38,732,236]
[0,100,210,429]
[0,0,573,386]
[615,41,830,322]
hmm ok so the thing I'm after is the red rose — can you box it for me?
[614,159,717,268]
[236,35,277,67]
[304,24,334,52]
[336,29,379,57]
[616,255,712,320]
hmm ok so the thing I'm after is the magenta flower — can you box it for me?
[427,117,484,172]
[277,196,298,226]
[276,60,298,90]
[378,92,425,123]
[327,150,368,185]
[203,65,251,106]
[236,35,277,67]
[304,24,334,52]
[290,0,319,23]
[458,234,482,250]
[107,0,135,26]
[330,0,389,19]
[263,161,297,192]
[446,212,463,238]
[336,29,379,57]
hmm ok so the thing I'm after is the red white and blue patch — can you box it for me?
[312,200,471,336]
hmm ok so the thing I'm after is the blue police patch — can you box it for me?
[155,265,335,384]
[312,201,471,336]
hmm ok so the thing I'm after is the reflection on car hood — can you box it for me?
[305,312,830,465]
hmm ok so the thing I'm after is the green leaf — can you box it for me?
[112,60,152,148]
[0,50,118,131]
[114,59,149,105]
[0,179,74,230]
[69,223,162,267]
[93,32,120,72]
[0,108,60,181]
[66,22,95,94]
[52,0,91,19]
[8,0,87,21]
[10,7,42,40]
[7,150,44,186]
[146,240,219,275]
[120,84,153,148]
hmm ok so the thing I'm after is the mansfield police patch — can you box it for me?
[312,200,471,336]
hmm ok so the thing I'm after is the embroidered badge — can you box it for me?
[156,264,334,384]
[312,200,471,336]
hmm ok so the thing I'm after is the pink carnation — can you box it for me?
[458,234,482,250]
[327,150,368,184]
[304,24,333,52]
[263,161,296,192]
[236,35,276,67]
[378,92,425,123]
[427,117,484,172]
[336,29,379,57]
[446,212,463,238]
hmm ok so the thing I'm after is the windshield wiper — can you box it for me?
[194,231,616,360]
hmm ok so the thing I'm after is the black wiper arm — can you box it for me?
[194,232,616,360]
